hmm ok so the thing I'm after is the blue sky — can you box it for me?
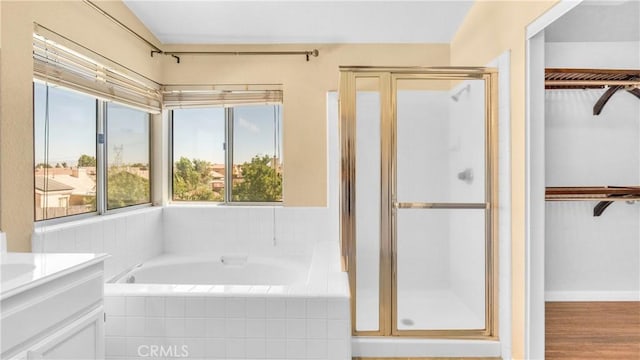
[107,103,149,165]
[173,104,282,164]
[34,83,97,166]
[34,83,150,166]
[34,83,282,167]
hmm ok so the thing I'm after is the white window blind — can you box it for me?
[33,25,161,114]
[162,85,283,109]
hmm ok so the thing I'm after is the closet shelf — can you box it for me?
[545,186,640,216]
[545,68,640,115]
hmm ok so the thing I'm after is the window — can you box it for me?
[172,104,282,203]
[34,82,153,221]
[32,30,159,221]
[106,103,151,210]
[231,105,282,202]
[172,108,225,201]
[34,83,97,221]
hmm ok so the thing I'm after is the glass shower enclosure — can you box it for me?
[339,67,498,337]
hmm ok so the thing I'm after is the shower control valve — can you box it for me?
[457,168,474,184]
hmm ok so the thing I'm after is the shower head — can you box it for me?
[451,84,471,102]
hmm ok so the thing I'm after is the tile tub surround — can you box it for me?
[31,205,336,282]
[162,206,335,260]
[103,242,351,360]
[104,294,350,360]
[32,207,163,280]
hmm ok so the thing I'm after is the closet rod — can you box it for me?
[546,80,640,87]
[545,197,638,202]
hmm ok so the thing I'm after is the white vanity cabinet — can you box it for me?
[20,308,104,360]
[1,253,108,360]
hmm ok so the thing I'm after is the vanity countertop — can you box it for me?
[1,252,109,300]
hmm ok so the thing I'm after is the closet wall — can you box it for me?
[544,41,640,300]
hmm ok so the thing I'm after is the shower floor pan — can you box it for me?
[356,289,484,331]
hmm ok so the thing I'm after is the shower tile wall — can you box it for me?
[395,91,451,296]
[394,85,488,330]
[544,41,640,300]
[447,80,487,325]
[350,84,489,331]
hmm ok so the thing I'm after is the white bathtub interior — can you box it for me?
[31,205,336,282]
[114,254,309,286]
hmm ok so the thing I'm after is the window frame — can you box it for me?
[170,104,283,205]
[104,102,153,212]
[33,82,154,225]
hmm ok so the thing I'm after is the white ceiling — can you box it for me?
[123,1,474,44]
[545,0,640,42]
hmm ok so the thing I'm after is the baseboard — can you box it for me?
[545,291,640,302]
[351,337,501,359]
[354,358,501,360]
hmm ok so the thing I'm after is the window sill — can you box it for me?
[167,202,283,209]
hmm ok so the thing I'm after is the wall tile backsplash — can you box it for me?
[31,204,337,280]
[32,207,163,280]
[162,206,336,260]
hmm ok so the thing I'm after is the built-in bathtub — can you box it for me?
[103,242,351,360]
[113,255,308,286]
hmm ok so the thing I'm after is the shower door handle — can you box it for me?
[394,202,489,209]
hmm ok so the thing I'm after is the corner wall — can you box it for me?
[0,1,163,251]
[450,1,559,358]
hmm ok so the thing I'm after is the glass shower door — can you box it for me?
[393,76,494,335]
[340,72,390,335]
[354,76,383,333]
[339,67,497,338]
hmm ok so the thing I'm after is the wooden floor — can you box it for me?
[546,302,640,360]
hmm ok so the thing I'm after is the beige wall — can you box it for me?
[0,0,3,240]
[450,1,559,358]
[161,43,450,206]
[0,0,450,250]
[0,0,162,251]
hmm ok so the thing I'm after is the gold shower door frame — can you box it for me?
[339,67,499,338]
